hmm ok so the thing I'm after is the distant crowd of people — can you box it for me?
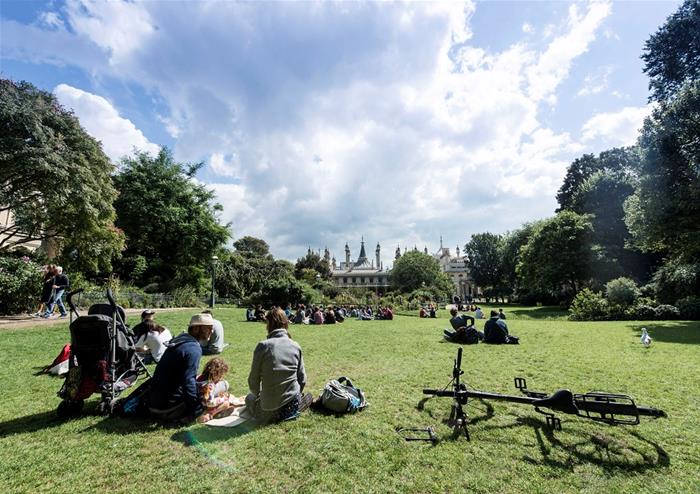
[246,303,394,325]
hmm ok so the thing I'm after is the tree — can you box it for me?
[233,236,271,258]
[294,251,332,281]
[517,211,594,301]
[625,81,700,262]
[113,149,230,290]
[464,233,504,298]
[0,79,123,273]
[556,147,638,212]
[390,250,452,295]
[499,223,540,299]
[642,0,700,103]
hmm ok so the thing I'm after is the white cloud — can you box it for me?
[38,12,65,30]
[4,1,615,259]
[581,106,650,146]
[522,22,534,34]
[64,0,155,65]
[54,84,160,161]
[577,65,614,97]
[527,1,612,103]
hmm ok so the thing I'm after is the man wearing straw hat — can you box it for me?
[148,313,214,422]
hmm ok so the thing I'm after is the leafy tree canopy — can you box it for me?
[625,81,700,261]
[390,250,452,295]
[556,147,639,212]
[294,251,332,281]
[113,149,230,290]
[0,79,123,273]
[464,233,503,293]
[517,211,594,300]
[233,236,271,258]
[642,0,700,102]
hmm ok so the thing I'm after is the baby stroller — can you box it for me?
[57,288,150,417]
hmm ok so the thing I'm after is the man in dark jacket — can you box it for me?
[42,266,69,318]
[483,310,518,344]
[148,314,214,421]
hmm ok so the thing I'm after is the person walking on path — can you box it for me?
[33,264,56,317]
[42,266,69,318]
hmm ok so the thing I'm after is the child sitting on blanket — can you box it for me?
[196,357,241,423]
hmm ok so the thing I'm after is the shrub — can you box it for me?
[568,288,608,321]
[605,277,640,308]
[677,296,700,320]
[170,286,202,307]
[652,259,700,304]
[630,304,657,320]
[0,255,43,315]
[654,304,680,320]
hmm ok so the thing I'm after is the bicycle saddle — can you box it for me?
[532,389,578,414]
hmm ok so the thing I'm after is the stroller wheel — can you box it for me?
[57,399,84,418]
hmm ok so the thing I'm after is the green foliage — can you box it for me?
[642,0,700,102]
[677,296,700,319]
[464,233,503,296]
[169,286,202,307]
[625,81,700,261]
[518,211,594,302]
[0,255,43,315]
[630,304,657,320]
[249,277,319,307]
[605,277,640,308]
[113,149,230,291]
[390,250,452,296]
[294,251,332,281]
[233,236,271,258]
[499,223,539,299]
[650,258,700,304]
[655,304,681,320]
[568,288,609,321]
[0,79,123,273]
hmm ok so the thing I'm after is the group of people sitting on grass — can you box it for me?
[147,307,309,425]
[131,309,227,365]
[247,304,394,324]
[443,308,519,345]
[419,304,438,318]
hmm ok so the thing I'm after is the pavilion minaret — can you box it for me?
[356,237,368,264]
[395,245,401,260]
[345,242,351,266]
[375,242,381,270]
[323,247,330,263]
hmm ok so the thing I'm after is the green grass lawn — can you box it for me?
[1,307,699,493]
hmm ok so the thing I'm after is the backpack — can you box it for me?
[320,377,367,413]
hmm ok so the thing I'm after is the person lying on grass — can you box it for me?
[196,357,244,423]
[245,307,312,424]
[147,314,214,422]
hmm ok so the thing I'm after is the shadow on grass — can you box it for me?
[507,306,568,320]
[0,410,72,438]
[486,416,669,473]
[171,421,257,446]
[631,322,700,345]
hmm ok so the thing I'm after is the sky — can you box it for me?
[0,0,682,265]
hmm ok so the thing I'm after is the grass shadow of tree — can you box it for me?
[483,416,669,473]
[631,321,700,345]
[508,306,568,320]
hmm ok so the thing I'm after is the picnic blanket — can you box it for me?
[205,404,251,428]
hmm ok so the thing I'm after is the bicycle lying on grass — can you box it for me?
[408,347,666,442]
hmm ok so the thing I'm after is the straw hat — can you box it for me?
[188,313,214,328]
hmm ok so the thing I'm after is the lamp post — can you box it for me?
[210,255,218,308]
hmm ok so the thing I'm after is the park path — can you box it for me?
[0,307,193,331]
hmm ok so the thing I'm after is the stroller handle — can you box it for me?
[106,288,117,310]
[66,289,83,314]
